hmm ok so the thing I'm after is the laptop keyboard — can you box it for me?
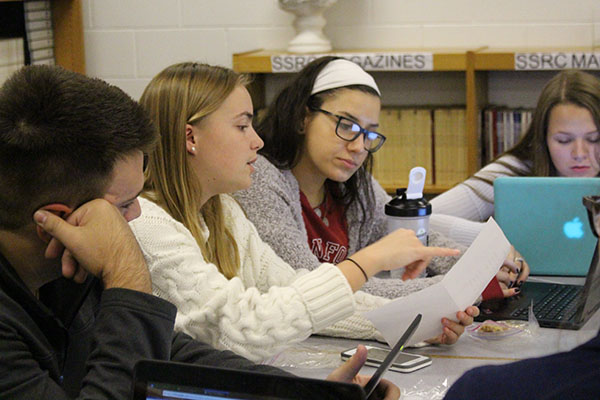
[510,284,582,322]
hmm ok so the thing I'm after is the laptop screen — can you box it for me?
[132,361,365,400]
[144,381,285,399]
[494,177,600,276]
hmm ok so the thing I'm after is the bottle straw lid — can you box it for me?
[406,167,426,200]
[384,167,431,217]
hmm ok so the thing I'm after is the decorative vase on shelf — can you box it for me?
[278,0,337,53]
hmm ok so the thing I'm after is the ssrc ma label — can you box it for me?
[515,53,600,70]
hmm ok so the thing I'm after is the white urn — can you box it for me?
[278,0,337,53]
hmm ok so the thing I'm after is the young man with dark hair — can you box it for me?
[0,66,399,399]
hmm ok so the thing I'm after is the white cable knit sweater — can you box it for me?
[130,196,388,362]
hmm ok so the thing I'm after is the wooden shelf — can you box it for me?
[233,50,273,73]
[234,48,600,193]
[474,47,600,71]
[52,0,85,74]
[234,47,600,74]
[474,51,515,71]
[233,48,468,73]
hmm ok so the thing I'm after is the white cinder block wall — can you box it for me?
[82,0,600,100]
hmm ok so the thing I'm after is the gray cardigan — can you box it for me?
[234,155,465,299]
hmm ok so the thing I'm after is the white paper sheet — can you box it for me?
[365,218,511,346]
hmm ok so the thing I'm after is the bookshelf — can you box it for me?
[0,0,84,74]
[233,48,600,194]
[470,47,600,172]
[233,49,469,194]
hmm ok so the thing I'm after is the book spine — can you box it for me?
[491,109,498,159]
[25,19,52,32]
[29,47,54,62]
[28,29,53,42]
[0,38,25,68]
[25,10,52,22]
[28,38,54,51]
[24,2,55,66]
[24,1,51,12]
[31,57,55,66]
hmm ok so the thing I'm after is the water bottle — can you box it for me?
[385,167,431,245]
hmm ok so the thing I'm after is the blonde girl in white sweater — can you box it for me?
[130,62,478,362]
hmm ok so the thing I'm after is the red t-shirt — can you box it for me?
[300,191,349,264]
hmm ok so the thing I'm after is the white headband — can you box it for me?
[311,59,381,96]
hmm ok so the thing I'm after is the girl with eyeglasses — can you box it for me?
[130,62,477,363]
[235,56,526,301]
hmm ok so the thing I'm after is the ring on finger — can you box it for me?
[514,257,524,265]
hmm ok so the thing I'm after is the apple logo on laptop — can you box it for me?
[563,217,584,239]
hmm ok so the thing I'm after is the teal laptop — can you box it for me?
[494,177,600,276]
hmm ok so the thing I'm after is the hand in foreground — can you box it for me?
[426,306,479,345]
[326,345,400,400]
[497,246,530,297]
[33,199,151,293]
[355,228,461,281]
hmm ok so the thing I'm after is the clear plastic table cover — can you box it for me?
[264,304,542,399]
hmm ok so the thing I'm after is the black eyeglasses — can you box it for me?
[309,107,386,153]
[583,195,600,238]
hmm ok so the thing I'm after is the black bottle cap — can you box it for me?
[385,188,432,217]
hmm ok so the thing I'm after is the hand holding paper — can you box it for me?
[365,218,511,346]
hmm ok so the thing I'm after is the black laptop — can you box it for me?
[475,243,600,330]
[131,315,422,400]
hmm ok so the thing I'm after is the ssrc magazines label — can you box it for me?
[271,53,433,73]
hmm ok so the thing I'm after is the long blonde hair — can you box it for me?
[140,62,250,278]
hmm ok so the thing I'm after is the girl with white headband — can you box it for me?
[129,61,478,363]
[234,56,526,301]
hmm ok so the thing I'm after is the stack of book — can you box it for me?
[0,37,25,85]
[433,108,468,188]
[481,107,533,164]
[374,108,434,188]
[24,0,55,66]
[372,106,535,192]
[373,107,468,190]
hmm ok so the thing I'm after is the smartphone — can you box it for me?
[341,345,432,373]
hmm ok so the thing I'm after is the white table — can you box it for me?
[267,277,600,399]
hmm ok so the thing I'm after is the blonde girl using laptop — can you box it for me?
[430,70,600,247]
[129,62,477,362]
